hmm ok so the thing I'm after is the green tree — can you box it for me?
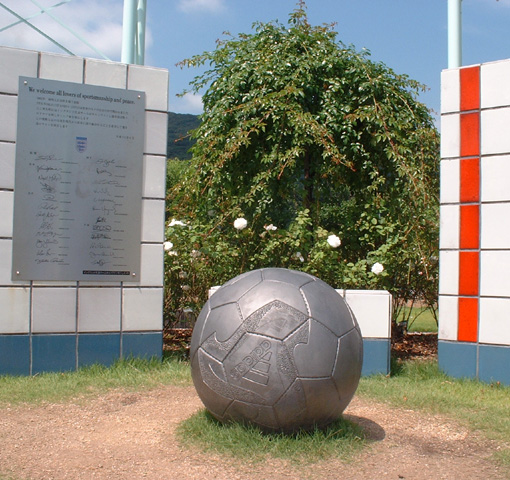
[166,2,439,327]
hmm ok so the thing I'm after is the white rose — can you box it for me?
[371,262,384,275]
[163,241,173,251]
[327,234,341,248]
[168,219,186,227]
[265,224,277,231]
[234,217,248,230]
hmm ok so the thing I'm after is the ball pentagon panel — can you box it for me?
[190,268,363,432]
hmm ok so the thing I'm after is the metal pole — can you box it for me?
[0,0,70,33]
[448,0,462,68]
[30,0,110,60]
[121,0,137,64]
[0,2,74,55]
[136,0,146,65]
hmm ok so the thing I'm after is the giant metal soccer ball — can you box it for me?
[190,268,363,432]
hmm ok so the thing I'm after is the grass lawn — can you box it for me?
[395,306,438,332]
[0,353,191,407]
[359,359,510,467]
[0,354,508,468]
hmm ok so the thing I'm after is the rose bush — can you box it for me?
[164,3,439,329]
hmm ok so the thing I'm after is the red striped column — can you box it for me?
[458,66,480,343]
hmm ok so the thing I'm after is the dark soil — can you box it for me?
[392,332,438,360]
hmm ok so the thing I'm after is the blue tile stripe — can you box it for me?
[439,340,510,385]
[361,338,390,376]
[4,334,506,384]
[0,335,30,376]
[478,344,510,385]
[0,332,162,376]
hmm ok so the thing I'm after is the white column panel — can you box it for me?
[441,114,460,159]
[440,205,460,250]
[439,250,459,295]
[479,297,510,345]
[441,68,460,114]
[438,295,458,341]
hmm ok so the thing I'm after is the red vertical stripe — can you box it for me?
[460,205,480,249]
[460,158,480,202]
[457,65,480,343]
[460,113,480,157]
[458,297,479,342]
[459,251,479,296]
[460,66,480,111]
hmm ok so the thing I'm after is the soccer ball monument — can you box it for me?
[190,268,363,432]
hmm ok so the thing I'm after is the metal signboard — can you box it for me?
[12,77,145,282]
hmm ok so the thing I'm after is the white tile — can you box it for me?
[85,59,127,88]
[440,158,459,204]
[0,95,17,142]
[343,290,392,338]
[479,297,510,345]
[0,239,12,285]
[481,155,510,202]
[144,111,168,155]
[32,287,77,333]
[439,250,459,295]
[122,287,163,331]
[0,191,13,237]
[127,65,169,112]
[481,203,510,249]
[480,251,510,297]
[441,69,460,114]
[78,287,121,332]
[39,53,84,83]
[440,114,460,159]
[438,295,458,341]
[135,244,164,287]
[0,142,15,189]
[143,155,166,199]
[440,205,459,250]
[0,47,38,94]
[481,108,510,155]
[141,199,165,243]
[481,59,510,109]
[0,287,30,333]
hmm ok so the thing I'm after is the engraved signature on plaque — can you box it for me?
[12,77,145,281]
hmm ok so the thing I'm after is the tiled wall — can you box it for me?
[0,46,168,375]
[338,289,392,376]
[440,60,510,385]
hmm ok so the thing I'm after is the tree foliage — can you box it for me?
[165,2,439,326]
[167,112,200,160]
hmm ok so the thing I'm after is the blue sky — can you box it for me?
[1,0,510,118]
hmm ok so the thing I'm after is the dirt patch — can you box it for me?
[392,332,438,360]
[0,385,506,480]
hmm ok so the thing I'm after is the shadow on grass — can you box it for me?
[176,408,371,464]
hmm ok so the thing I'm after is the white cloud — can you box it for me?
[171,93,203,114]
[177,0,226,14]
[0,0,152,61]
